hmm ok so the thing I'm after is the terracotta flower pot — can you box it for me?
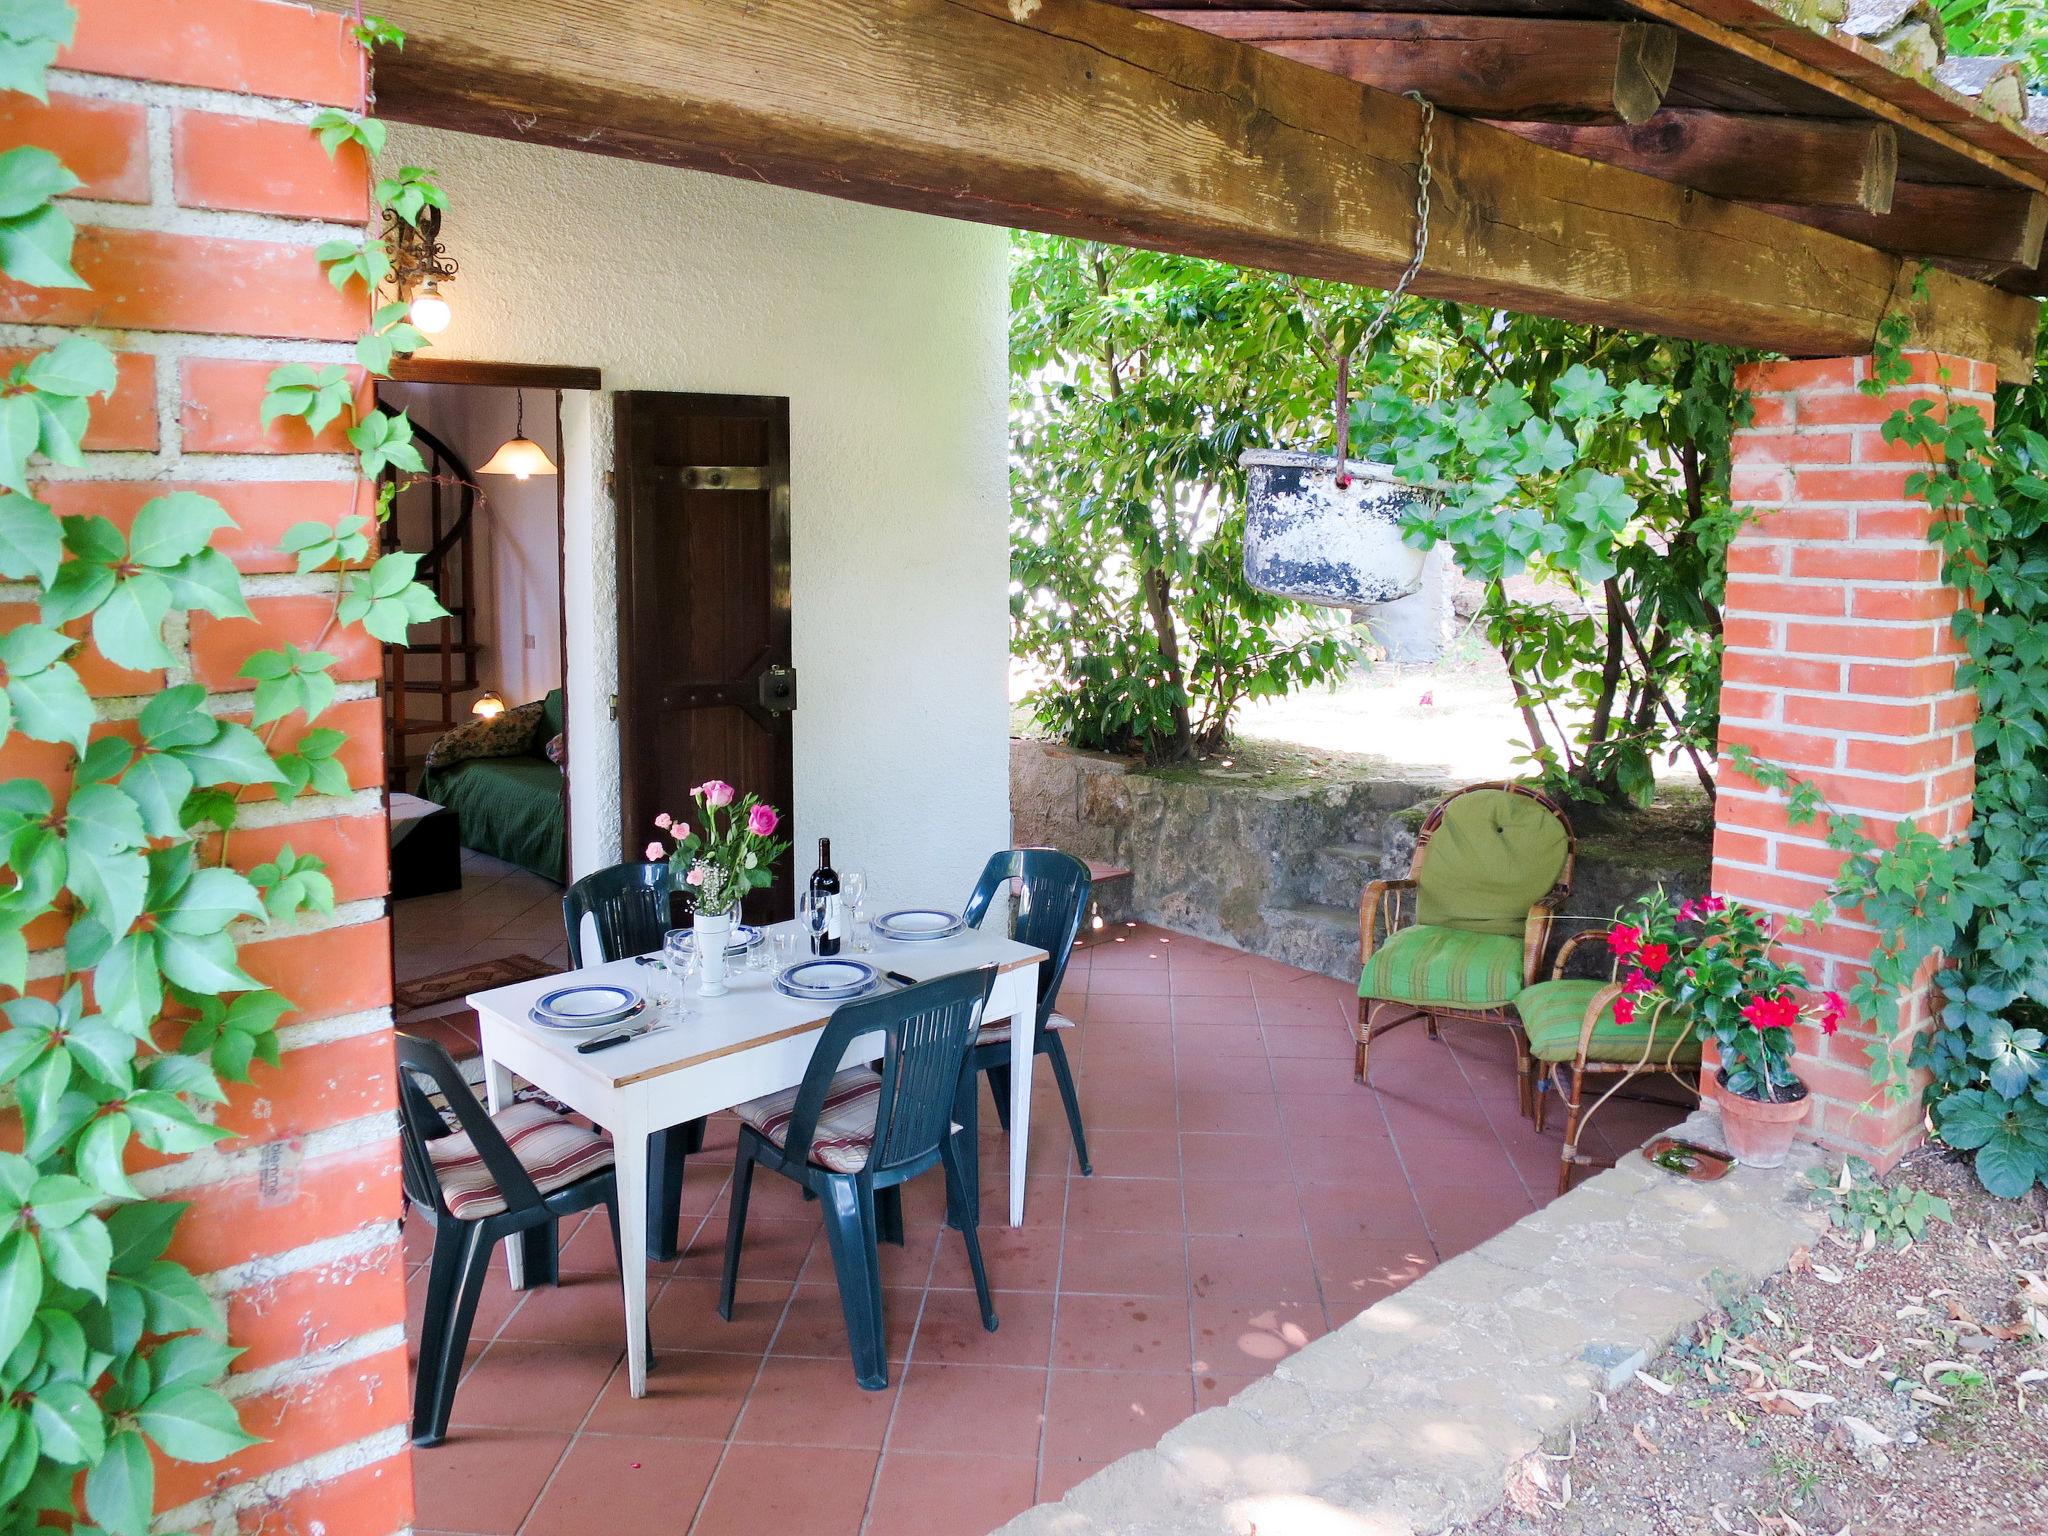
[1714,1069,1810,1169]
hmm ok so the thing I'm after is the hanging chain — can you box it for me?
[1334,92,1436,487]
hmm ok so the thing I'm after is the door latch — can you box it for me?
[758,666,796,716]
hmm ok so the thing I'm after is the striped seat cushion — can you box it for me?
[427,1099,615,1218]
[974,1010,1076,1046]
[736,1068,883,1174]
[1359,923,1523,1010]
[1519,979,1701,1068]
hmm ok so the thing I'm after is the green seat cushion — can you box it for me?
[1518,979,1702,1067]
[1414,789,1570,938]
[1359,924,1523,1009]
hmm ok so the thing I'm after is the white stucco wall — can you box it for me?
[382,127,1012,908]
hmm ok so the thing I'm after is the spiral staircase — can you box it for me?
[381,421,482,792]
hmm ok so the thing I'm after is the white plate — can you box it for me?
[874,908,964,941]
[775,959,877,1000]
[531,996,646,1033]
[671,924,763,956]
[532,983,641,1030]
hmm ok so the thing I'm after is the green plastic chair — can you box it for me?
[562,860,703,1262]
[1355,782,1574,1116]
[1519,931,1702,1194]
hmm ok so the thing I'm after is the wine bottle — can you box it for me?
[810,838,842,956]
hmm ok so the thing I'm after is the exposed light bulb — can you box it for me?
[408,283,452,335]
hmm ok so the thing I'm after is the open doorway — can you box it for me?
[376,363,588,1043]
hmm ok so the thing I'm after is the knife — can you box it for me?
[576,1023,670,1054]
[885,970,918,988]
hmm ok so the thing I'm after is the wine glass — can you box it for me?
[844,871,868,952]
[799,888,829,956]
[662,928,696,1017]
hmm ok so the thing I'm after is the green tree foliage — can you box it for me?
[1010,235,1749,796]
[1936,0,2048,79]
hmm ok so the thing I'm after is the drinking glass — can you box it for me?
[771,927,797,972]
[746,922,771,972]
[662,928,696,1017]
[844,871,868,952]
[799,888,829,956]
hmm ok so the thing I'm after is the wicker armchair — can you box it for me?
[1355,781,1574,1118]
[1518,930,1702,1194]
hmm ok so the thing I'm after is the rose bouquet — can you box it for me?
[645,779,788,917]
[1605,888,1845,1103]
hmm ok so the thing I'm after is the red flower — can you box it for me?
[1740,994,1800,1032]
[1820,990,1847,1036]
[1613,995,1637,1025]
[1606,923,1643,959]
[1620,969,1657,996]
[1635,941,1670,973]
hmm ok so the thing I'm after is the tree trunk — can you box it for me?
[1140,561,1195,763]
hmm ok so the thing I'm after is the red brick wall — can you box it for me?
[1715,351,1993,1167]
[0,3,411,1531]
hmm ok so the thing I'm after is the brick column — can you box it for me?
[1715,351,1992,1168]
[0,3,412,1533]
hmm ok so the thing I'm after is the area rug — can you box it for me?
[393,954,554,1010]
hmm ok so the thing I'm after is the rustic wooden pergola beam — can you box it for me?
[1497,110,1899,213]
[1189,16,1679,125]
[352,0,2040,379]
[1754,183,2048,273]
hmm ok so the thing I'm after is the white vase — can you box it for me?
[696,909,732,998]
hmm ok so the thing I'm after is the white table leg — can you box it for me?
[614,1117,651,1396]
[480,1052,528,1287]
[1008,972,1037,1228]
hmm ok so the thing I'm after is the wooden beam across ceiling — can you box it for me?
[1499,109,1899,212]
[1758,183,2048,274]
[1167,14,1678,124]
[350,0,2040,379]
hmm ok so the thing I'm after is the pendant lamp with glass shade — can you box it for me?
[479,390,558,480]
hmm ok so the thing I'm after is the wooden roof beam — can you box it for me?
[1755,183,2048,274]
[1170,14,1679,125]
[1498,109,1899,213]
[350,0,2041,379]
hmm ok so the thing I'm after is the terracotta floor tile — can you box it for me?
[681,1217,815,1284]
[1178,1132,1290,1182]
[1169,967,1254,997]
[913,1287,1056,1368]
[1297,1180,1431,1245]
[406,1262,521,1361]
[1080,992,1173,1025]
[771,1282,919,1364]
[1052,1292,1192,1373]
[1181,1179,1304,1237]
[864,1451,1043,1536]
[1187,1231,1320,1302]
[409,1426,570,1535]
[1040,1368,1195,1465]
[1063,1177,1183,1234]
[1190,1295,1326,1376]
[1193,1369,1264,1409]
[1058,1228,1188,1297]
[1170,994,1260,1026]
[519,1433,718,1535]
[447,1340,619,1432]
[1173,1021,1265,1055]
[930,1224,1063,1293]
[887,1360,1049,1456]
[1038,1457,1112,1502]
[1276,1092,1392,1142]
[733,1354,899,1447]
[653,1278,788,1357]
[1261,1025,1356,1061]
[1287,1132,1409,1186]
[1076,1129,1182,1180]
[1175,1088,1282,1135]
[1076,1086,1179,1132]
[1084,967,1172,995]
[689,1443,877,1536]
[496,1273,634,1350]
[1174,1051,1274,1095]
[1268,1055,1361,1095]
[579,1350,761,1441]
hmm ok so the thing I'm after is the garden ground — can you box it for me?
[1456,1151,2048,1536]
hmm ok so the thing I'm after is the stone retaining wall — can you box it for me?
[1012,740,1714,980]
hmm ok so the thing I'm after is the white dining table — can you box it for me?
[467,919,1046,1396]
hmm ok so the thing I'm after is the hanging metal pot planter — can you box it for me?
[1241,449,1438,611]
[1240,91,1443,615]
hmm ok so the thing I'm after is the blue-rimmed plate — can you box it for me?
[672,924,764,957]
[531,982,641,1030]
[775,959,877,1001]
[873,908,964,942]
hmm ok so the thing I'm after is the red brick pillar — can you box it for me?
[0,3,411,1532]
[1715,352,1992,1168]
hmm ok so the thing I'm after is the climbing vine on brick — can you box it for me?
[1731,296,2048,1199]
[0,10,442,1531]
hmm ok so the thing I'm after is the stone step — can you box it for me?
[1261,900,1358,982]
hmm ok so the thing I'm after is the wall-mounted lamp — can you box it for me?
[471,691,506,719]
[385,203,457,336]
[479,389,558,480]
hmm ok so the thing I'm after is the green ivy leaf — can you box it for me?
[134,1260,222,1337]
[0,1229,43,1363]
[23,334,116,399]
[155,927,258,995]
[136,1384,252,1462]
[85,1428,153,1536]
[0,492,61,585]
[91,571,173,671]
[28,1380,102,1466]
[0,142,74,218]
[74,1112,136,1201]
[128,491,234,568]
[5,652,89,751]
[174,720,283,789]
[120,751,195,840]
[105,1201,182,1277]
[158,867,266,936]
[39,1212,111,1299]
[156,547,252,620]
[0,200,83,288]
[0,390,40,493]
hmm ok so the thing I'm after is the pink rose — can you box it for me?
[644,841,664,860]
[697,780,736,808]
[654,812,672,830]
[686,866,705,887]
[748,803,779,837]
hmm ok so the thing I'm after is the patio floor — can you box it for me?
[400,919,1686,1536]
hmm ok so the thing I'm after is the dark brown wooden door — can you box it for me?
[615,393,794,922]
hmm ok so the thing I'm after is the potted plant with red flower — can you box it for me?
[1605,889,1846,1168]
